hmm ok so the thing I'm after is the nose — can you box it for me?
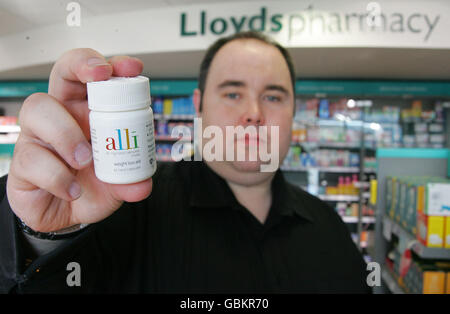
[239,97,265,126]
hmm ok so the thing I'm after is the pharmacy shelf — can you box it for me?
[362,192,371,199]
[353,181,371,188]
[153,114,195,121]
[294,141,377,150]
[381,266,405,294]
[342,216,376,223]
[156,156,174,162]
[296,118,400,129]
[411,242,450,260]
[318,193,370,202]
[350,233,368,249]
[0,133,19,144]
[155,136,191,142]
[281,165,376,173]
[156,152,193,162]
[383,215,450,260]
[318,195,359,202]
[0,125,20,133]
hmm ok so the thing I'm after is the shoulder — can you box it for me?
[153,160,193,179]
[151,160,192,191]
[286,181,370,292]
[286,181,345,228]
[284,180,358,252]
[152,161,181,180]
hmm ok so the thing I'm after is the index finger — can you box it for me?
[48,48,144,102]
[48,48,112,102]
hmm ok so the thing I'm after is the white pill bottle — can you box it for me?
[87,76,156,184]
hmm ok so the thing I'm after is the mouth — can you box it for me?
[235,134,264,147]
[246,134,258,146]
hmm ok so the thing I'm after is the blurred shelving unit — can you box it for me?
[383,215,450,260]
[154,114,196,121]
[381,267,406,294]
[283,80,450,259]
[373,148,450,294]
[281,165,376,173]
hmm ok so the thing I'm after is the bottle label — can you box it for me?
[90,119,156,183]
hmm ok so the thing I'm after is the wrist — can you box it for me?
[17,217,89,240]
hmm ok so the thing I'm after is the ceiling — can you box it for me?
[1,0,449,81]
[1,47,449,81]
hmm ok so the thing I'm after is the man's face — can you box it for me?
[194,39,294,186]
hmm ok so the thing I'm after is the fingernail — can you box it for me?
[87,57,110,68]
[69,181,81,200]
[75,142,92,166]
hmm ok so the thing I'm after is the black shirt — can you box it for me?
[0,161,371,293]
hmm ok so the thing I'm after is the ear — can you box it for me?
[193,88,202,116]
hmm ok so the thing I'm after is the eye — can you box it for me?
[225,92,240,100]
[264,95,281,102]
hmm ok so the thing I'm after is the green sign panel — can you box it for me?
[150,80,197,95]
[295,80,450,97]
[1,80,449,98]
[0,81,48,97]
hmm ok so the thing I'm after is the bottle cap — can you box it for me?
[87,76,151,111]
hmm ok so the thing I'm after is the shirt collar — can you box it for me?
[187,161,314,223]
[188,161,235,209]
[270,170,314,222]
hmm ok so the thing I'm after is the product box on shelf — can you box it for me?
[0,116,18,125]
[429,134,445,144]
[163,98,172,115]
[400,176,419,232]
[447,272,450,294]
[385,176,450,239]
[398,178,407,227]
[404,177,443,235]
[291,121,307,143]
[152,97,163,114]
[428,262,450,294]
[424,182,450,216]
[415,133,429,147]
[429,123,444,133]
[404,178,420,234]
[422,270,446,294]
[417,212,445,248]
[370,179,377,205]
[385,176,394,218]
[399,257,450,294]
[393,250,402,280]
[393,177,402,223]
[378,123,403,148]
[445,217,450,249]
[414,123,427,133]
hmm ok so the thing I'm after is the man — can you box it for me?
[0,31,371,293]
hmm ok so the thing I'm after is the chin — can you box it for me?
[205,160,276,187]
[228,161,278,186]
[231,160,263,172]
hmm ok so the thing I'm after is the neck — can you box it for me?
[227,175,274,224]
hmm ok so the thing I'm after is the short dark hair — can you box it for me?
[198,31,296,111]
